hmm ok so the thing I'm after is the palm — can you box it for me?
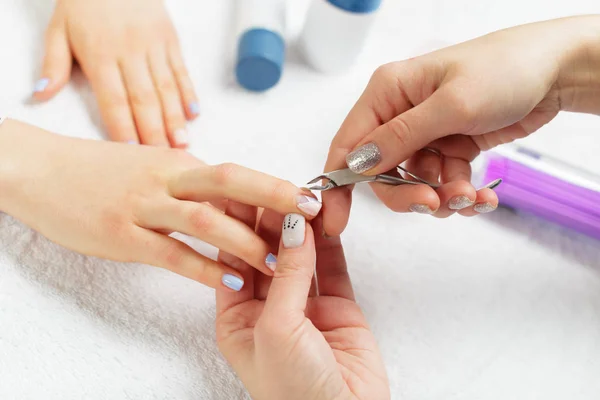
[305,296,388,397]
[216,208,389,400]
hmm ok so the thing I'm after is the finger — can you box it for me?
[312,215,354,301]
[167,41,199,120]
[441,156,472,184]
[254,209,285,300]
[345,87,469,176]
[321,186,353,236]
[404,148,442,184]
[433,180,477,218]
[458,188,499,216]
[136,228,244,291]
[169,164,322,219]
[264,213,315,316]
[34,14,72,100]
[120,56,169,146]
[89,63,138,143]
[148,46,189,148]
[139,200,274,276]
[216,201,259,314]
[371,183,440,215]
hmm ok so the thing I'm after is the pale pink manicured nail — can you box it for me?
[296,195,322,216]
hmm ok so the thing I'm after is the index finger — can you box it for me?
[169,163,322,219]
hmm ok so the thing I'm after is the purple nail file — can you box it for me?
[481,148,600,240]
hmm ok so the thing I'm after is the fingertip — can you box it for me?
[187,101,200,119]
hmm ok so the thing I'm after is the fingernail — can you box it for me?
[33,78,50,93]
[188,102,200,115]
[174,128,189,146]
[222,274,244,291]
[448,195,474,210]
[409,204,434,214]
[282,213,305,249]
[296,195,322,216]
[346,142,381,174]
[474,203,497,213]
[126,140,138,145]
[265,253,277,271]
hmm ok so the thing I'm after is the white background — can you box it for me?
[1,0,600,399]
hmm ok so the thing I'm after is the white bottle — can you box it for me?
[300,0,382,73]
[234,0,286,92]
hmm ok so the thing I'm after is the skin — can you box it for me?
[0,120,320,290]
[34,0,197,147]
[323,15,600,236]
[216,210,390,400]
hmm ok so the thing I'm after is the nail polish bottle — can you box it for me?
[235,0,286,92]
[300,0,383,73]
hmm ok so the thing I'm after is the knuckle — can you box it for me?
[372,62,398,83]
[129,89,157,107]
[101,91,129,110]
[158,241,184,269]
[157,78,178,96]
[269,179,292,206]
[274,259,311,280]
[386,116,413,148]
[212,163,237,185]
[187,206,213,234]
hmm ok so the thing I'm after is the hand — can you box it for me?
[323,15,600,236]
[0,120,322,290]
[216,209,390,400]
[34,0,198,147]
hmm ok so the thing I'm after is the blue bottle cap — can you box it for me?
[327,0,382,13]
[235,28,285,92]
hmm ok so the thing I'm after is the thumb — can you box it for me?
[33,16,72,100]
[264,213,315,316]
[345,86,466,176]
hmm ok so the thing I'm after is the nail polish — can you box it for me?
[33,78,50,93]
[346,142,382,174]
[126,140,138,145]
[296,195,322,216]
[448,196,474,210]
[188,102,200,115]
[222,274,244,291]
[265,253,277,271]
[282,213,305,248]
[474,203,496,213]
[409,204,434,214]
[174,129,189,146]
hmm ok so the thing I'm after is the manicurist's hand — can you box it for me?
[216,209,390,400]
[34,0,198,147]
[0,119,322,291]
[323,15,600,236]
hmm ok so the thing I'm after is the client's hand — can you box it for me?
[216,209,390,400]
[0,120,321,291]
[35,0,198,147]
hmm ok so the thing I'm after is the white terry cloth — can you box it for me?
[1,0,600,399]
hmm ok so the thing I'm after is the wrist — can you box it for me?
[0,120,54,214]
[556,15,600,114]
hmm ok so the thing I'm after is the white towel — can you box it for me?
[1,0,600,399]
